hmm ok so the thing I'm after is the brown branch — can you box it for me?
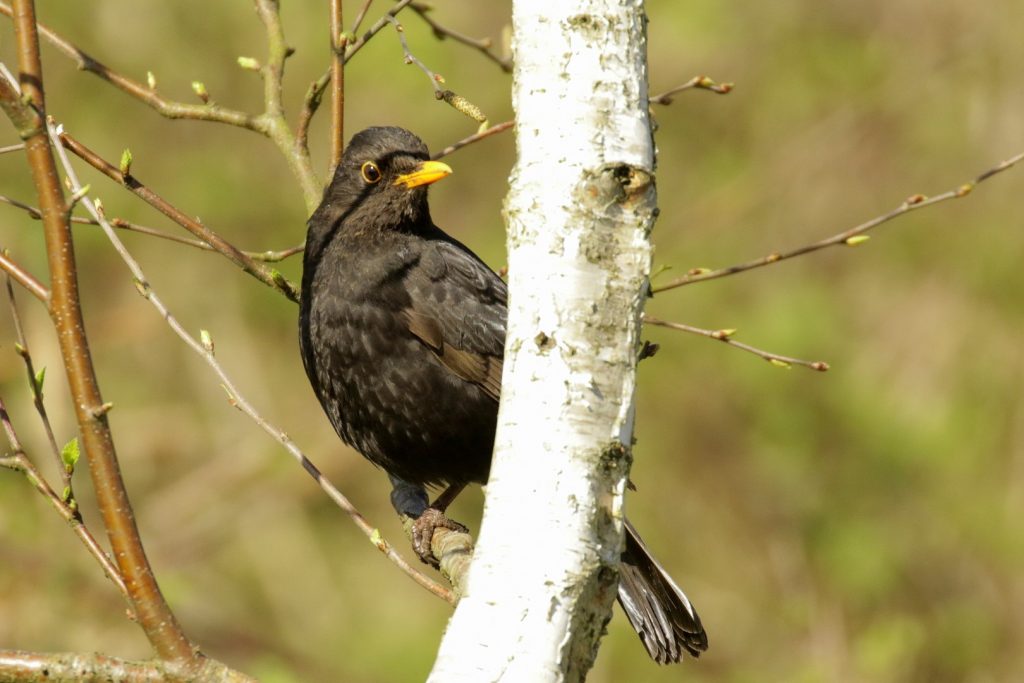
[350,0,375,34]
[650,75,733,105]
[48,132,454,606]
[295,73,331,159]
[432,119,513,159]
[0,249,48,302]
[5,275,65,487]
[330,0,346,171]
[644,315,829,371]
[297,0,414,160]
[386,15,489,126]
[0,649,256,683]
[343,0,416,63]
[0,1,260,130]
[58,131,300,301]
[2,194,303,261]
[410,2,513,73]
[0,396,131,607]
[251,0,321,210]
[0,1,321,211]
[5,0,195,663]
[653,151,1024,294]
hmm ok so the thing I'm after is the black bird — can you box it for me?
[299,126,708,664]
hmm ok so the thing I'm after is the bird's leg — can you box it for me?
[389,476,468,567]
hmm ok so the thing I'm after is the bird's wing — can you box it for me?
[401,236,507,403]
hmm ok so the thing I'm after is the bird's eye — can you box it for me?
[361,161,382,184]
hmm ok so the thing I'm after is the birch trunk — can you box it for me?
[429,1,656,680]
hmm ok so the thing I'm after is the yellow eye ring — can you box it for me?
[361,161,382,184]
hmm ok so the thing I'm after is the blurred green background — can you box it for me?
[2,2,1022,681]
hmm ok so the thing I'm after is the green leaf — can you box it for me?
[33,366,45,395]
[119,148,133,177]
[61,437,80,473]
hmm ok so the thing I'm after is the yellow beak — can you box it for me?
[393,160,453,189]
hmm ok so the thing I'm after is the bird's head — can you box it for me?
[317,126,452,235]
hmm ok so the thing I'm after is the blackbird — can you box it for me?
[299,126,708,664]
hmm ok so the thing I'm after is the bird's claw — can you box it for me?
[412,507,468,567]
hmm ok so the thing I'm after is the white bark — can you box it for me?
[428,2,656,682]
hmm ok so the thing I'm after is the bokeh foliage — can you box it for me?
[1,2,1022,681]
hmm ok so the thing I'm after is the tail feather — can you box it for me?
[617,518,708,664]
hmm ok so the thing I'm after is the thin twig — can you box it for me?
[296,73,331,158]
[1,142,25,154]
[387,15,443,93]
[410,2,512,73]
[653,151,1024,293]
[48,121,454,606]
[0,249,48,302]
[644,315,829,371]
[432,119,513,160]
[5,276,65,486]
[296,0,414,156]
[0,395,131,607]
[343,0,416,63]
[2,193,303,261]
[387,15,489,126]
[350,0,375,34]
[58,130,300,301]
[0,1,260,130]
[0,1,321,210]
[649,75,733,105]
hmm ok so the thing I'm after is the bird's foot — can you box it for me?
[411,507,469,568]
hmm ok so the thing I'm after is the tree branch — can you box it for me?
[251,0,322,209]
[0,395,131,607]
[5,275,65,484]
[386,15,489,126]
[1,193,304,261]
[650,74,733,105]
[0,1,261,129]
[5,0,195,664]
[653,151,1024,293]
[57,131,300,302]
[432,119,513,159]
[409,2,513,73]
[0,650,256,683]
[330,0,346,171]
[0,248,49,302]
[644,315,829,371]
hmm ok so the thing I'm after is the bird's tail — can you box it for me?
[617,518,709,664]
